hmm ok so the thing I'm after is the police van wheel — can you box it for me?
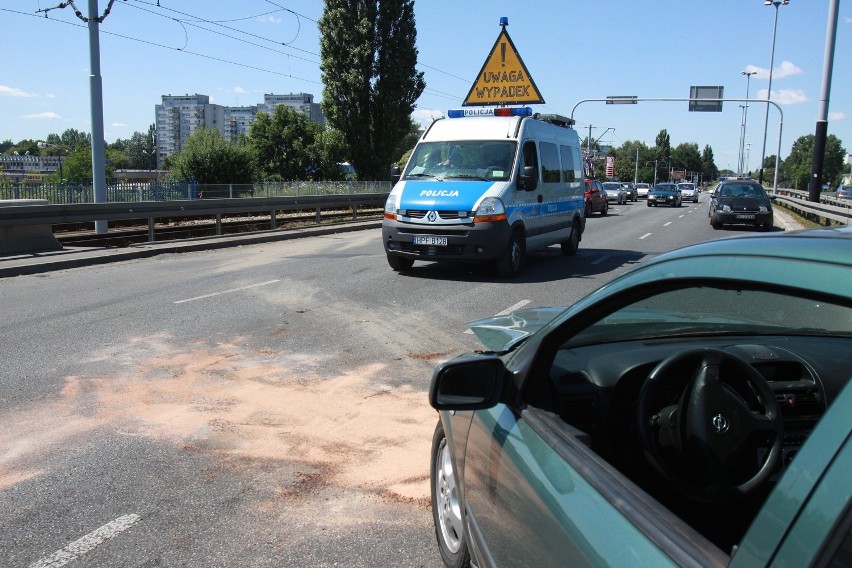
[496,231,524,277]
[387,254,415,271]
[560,224,579,256]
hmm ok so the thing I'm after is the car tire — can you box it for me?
[693,197,698,203]
[647,201,652,207]
[387,254,414,271]
[584,200,592,217]
[601,201,608,216]
[496,230,524,277]
[431,420,471,568]
[711,219,722,230]
[560,222,580,256]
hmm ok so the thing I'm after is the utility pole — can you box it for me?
[808,0,839,202]
[38,0,118,233]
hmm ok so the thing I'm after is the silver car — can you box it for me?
[602,182,627,204]
[677,182,699,203]
[635,183,651,198]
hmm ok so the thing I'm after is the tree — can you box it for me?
[122,125,157,170]
[168,128,254,184]
[319,0,425,180]
[670,143,702,181]
[250,106,329,181]
[62,144,127,183]
[701,145,719,184]
[781,134,846,190]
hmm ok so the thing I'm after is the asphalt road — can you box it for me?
[0,194,788,566]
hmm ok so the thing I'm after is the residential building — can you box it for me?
[154,92,324,166]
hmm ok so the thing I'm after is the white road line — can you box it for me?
[29,514,141,568]
[639,233,652,240]
[465,299,531,333]
[174,279,281,304]
[591,254,611,265]
[663,222,673,227]
[679,215,685,218]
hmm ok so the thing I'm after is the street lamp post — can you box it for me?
[758,0,789,185]
[645,160,659,187]
[739,71,756,174]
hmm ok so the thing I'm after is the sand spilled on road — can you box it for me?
[0,333,441,505]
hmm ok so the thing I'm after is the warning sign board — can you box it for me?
[462,28,544,107]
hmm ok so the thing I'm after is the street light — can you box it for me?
[645,159,659,187]
[758,0,790,184]
[739,71,757,174]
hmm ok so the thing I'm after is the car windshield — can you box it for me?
[654,185,675,191]
[602,183,621,190]
[720,183,767,198]
[564,287,852,347]
[403,141,517,181]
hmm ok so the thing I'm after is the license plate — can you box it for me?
[413,236,447,246]
[736,214,756,219]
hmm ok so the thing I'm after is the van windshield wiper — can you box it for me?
[446,174,490,181]
[405,173,438,179]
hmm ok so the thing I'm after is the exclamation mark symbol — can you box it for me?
[501,43,506,67]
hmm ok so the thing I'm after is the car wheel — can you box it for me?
[560,222,580,256]
[711,219,722,230]
[496,229,524,277]
[584,200,592,217]
[601,201,608,216]
[646,201,652,207]
[694,197,698,203]
[387,254,414,271]
[431,421,471,568]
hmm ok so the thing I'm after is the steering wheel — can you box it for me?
[638,348,783,503]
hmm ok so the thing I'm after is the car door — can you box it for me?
[460,402,725,567]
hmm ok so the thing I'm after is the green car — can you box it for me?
[429,227,852,567]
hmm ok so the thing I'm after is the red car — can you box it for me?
[584,179,608,216]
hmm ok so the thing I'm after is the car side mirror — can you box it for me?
[518,165,538,191]
[429,354,505,411]
[391,166,401,185]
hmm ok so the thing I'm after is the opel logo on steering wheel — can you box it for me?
[712,414,730,433]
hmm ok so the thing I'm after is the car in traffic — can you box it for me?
[429,226,852,568]
[635,182,651,198]
[647,182,681,207]
[621,182,638,202]
[837,185,852,200]
[583,179,608,216]
[677,182,699,203]
[601,182,628,204]
[709,178,773,230]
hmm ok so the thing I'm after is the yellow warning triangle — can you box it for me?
[462,28,544,107]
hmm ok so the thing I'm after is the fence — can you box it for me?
[773,189,851,226]
[0,180,391,204]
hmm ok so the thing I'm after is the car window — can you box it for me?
[564,287,852,347]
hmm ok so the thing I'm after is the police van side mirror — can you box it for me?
[518,165,538,191]
[391,166,401,185]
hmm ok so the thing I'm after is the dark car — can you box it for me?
[583,179,608,216]
[429,227,852,568]
[837,185,852,200]
[709,179,773,230]
[647,183,681,207]
[621,182,638,202]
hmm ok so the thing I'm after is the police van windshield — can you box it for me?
[403,141,517,182]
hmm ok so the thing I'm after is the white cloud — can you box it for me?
[755,88,807,105]
[234,86,249,94]
[828,112,846,121]
[1,85,37,97]
[259,15,282,24]
[412,108,444,127]
[22,112,63,120]
[741,60,802,81]
[112,122,127,127]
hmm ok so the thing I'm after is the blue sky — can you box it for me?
[2,0,850,171]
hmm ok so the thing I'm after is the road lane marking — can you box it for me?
[174,279,281,304]
[679,214,685,218]
[465,299,531,333]
[639,233,652,239]
[663,222,672,227]
[591,254,611,265]
[29,514,140,568]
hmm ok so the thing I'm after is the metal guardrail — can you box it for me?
[772,189,851,226]
[0,193,390,242]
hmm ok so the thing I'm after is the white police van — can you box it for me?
[382,107,585,277]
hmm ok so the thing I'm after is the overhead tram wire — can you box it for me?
[1,8,322,85]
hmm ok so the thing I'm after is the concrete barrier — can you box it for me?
[0,199,63,255]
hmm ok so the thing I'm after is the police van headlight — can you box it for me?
[722,205,732,213]
[474,197,507,223]
[384,194,398,220]
[759,205,769,213]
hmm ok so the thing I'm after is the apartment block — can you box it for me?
[155,92,324,166]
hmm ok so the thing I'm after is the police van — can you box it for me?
[382,107,585,277]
